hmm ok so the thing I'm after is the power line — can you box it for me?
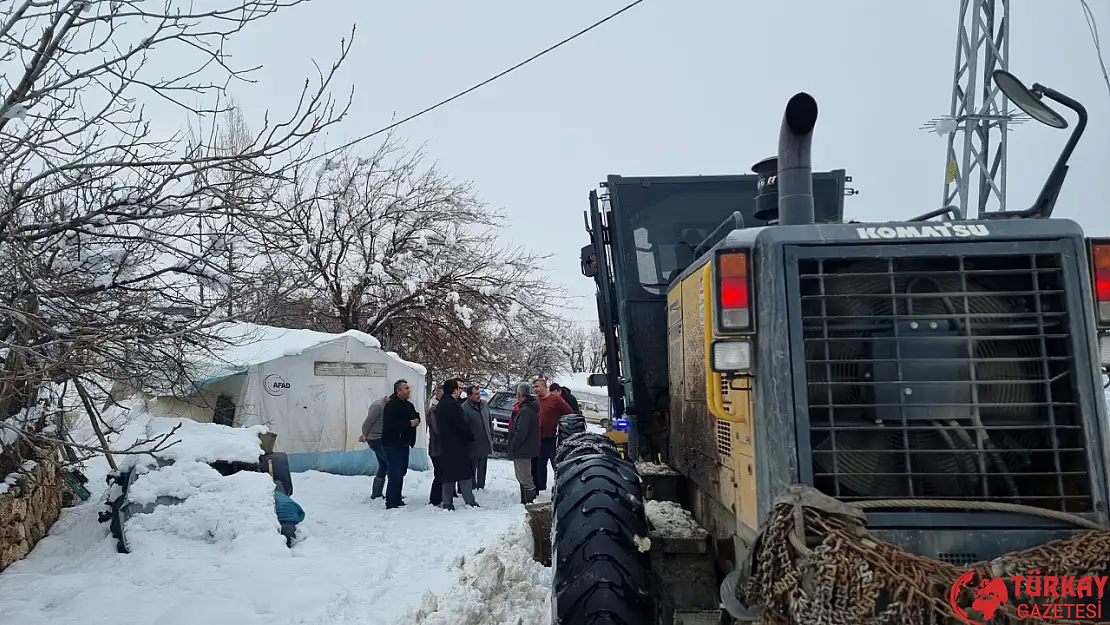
[1080,0,1110,97]
[310,0,648,164]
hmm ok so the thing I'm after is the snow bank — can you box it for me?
[109,412,280,551]
[401,519,552,625]
[0,458,548,625]
[140,416,267,465]
[126,460,230,505]
[117,414,267,473]
[127,468,282,551]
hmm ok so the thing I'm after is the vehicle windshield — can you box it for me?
[489,392,516,410]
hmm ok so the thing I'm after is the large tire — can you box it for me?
[556,414,587,448]
[554,431,620,468]
[551,453,653,625]
[556,442,624,471]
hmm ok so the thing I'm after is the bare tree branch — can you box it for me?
[0,0,354,469]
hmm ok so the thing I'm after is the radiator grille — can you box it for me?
[717,420,732,458]
[796,252,1092,513]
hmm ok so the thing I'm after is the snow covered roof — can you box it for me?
[194,322,427,387]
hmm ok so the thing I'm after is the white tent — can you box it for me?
[136,323,429,473]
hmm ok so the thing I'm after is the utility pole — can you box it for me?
[922,0,1028,218]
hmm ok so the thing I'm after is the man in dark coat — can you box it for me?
[427,378,464,505]
[506,382,541,504]
[549,383,581,415]
[461,385,494,489]
[426,391,444,506]
[434,379,478,510]
[380,379,421,509]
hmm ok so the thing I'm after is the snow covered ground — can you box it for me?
[0,457,551,624]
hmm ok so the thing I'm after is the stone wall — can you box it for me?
[0,456,64,571]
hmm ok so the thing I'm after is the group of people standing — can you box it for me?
[359,376,581,509]
[503,379,577,503]
[425,378,492,510]
[358,379,422,509]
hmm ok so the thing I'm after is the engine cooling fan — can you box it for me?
[805,259,1042,499]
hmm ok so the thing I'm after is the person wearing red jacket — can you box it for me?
[531,378,574,491]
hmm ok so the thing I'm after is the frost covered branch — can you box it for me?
[236,135,570,384]
[0,0,354,469]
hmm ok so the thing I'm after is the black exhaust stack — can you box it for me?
[751,156,779,224]
[776,92,818,226]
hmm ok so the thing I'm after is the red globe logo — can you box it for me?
[951,570,1009,624]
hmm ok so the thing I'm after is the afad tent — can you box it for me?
[136,323,429,474]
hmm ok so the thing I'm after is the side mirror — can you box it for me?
[586,373,608,387]
[984,70,1088,220]
[580,244,598,278]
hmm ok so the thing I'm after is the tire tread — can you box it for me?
[551,453,653,625]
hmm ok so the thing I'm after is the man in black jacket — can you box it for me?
[434,379,479,510]
[507,382,541,504]
[549,383,581,415]
[380,379,421,509]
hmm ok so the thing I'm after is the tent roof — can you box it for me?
[194,322,427,387]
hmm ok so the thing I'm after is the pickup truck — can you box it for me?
[487,391,516,453]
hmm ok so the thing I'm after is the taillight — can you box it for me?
[1093,243,1110,325]
[717,251,751,331]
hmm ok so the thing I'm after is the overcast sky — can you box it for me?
[196,0,1110,323]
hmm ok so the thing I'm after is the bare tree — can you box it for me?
[560,322,605,374]
[0,0,353,472]
[241,135,568,384]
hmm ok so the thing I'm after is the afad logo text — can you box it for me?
[949,570,1108,623]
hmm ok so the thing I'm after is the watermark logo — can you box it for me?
[949,570,1107,623]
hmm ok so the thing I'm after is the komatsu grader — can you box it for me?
[543,70,1110,625]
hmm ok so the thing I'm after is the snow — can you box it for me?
[645,500,709,540]
[200,322,428,382]
[127,469,281,549]
[126,458,244,506]
[636,461,679,476]
[117,415,269,473]
[402,521,552,624]
[0,457,547,625]
[454,303,474,328]
[1,102,28,120]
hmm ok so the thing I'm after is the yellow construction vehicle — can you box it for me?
[547,71,1110,625]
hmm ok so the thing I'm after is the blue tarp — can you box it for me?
[286,448,431,476]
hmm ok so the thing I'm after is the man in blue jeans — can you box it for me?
[380,379,421,509]
[358,395,389,499]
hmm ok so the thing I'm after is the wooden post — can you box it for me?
[525,501,552,566]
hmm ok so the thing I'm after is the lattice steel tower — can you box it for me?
[923,0,1028,218]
